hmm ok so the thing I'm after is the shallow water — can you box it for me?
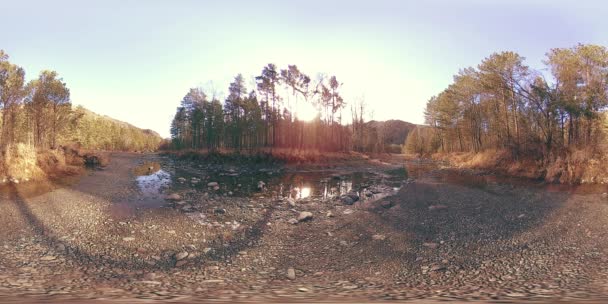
[132,157,406,207]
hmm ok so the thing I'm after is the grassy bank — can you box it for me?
[162,148,369,165]
[0,143,110,184]
[432,148,608,184]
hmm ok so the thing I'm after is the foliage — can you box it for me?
[170,65,352,152]
[409,44,608,162]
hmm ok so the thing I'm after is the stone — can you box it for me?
[372,234,386,241]
[286,198,296,207]
[297,287,310,292]
[430,264,446,272]
[56,243,66,252]
[288,218,299,225]
[422,242,438,249]
[166,194,181,201]
[175,251,189,261]
[326,211,334,218]
[257,181,266,190]
[40,255,56,261]
[177,177,186,183]
[287,267,296,280]
[340,196,355,205]
[297,211,313,222]
[380,201,395,209]
[214,208,226,215]
[207,182,219,187]
[122,237,135,242]
[343,209,354,215]
[345,191,360,202]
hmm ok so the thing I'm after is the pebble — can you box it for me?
[287,268,296,280]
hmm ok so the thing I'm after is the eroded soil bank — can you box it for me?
[1,152,608,303]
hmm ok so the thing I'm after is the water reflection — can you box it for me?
[136,169,171,198]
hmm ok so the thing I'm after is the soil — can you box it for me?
[1,152,608,303]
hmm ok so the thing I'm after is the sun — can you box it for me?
[295,102,319,122]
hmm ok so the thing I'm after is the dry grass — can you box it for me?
[1,143,46,182]
[165,148,363,164]
[433,148,608,184]
[0,143,105,183]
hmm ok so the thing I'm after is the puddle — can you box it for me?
[136,169,171,198]
[131,161,173,208]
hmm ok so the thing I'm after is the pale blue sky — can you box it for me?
[2,0,607,137]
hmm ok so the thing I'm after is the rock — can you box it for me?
[175,260,188,267]
[343,209,354,215]
[56,243,66,252]
[380,201,395,209]
[340,196,355,205]
[175,251,189,261]
[428,204,448,210]
[288,218,299,225]
[326,211,334,218]
[213,185,220,191]
[207,182,219,187]
[430,264,446,272]
[214,208,226,215]
[166,194,181,201]
[40,255,56,261]
[257,181,266,190]
[143,272,157,280]
[602,192,608,198]
[297,211,313,222]
[422,242,438,249]
[346,191,360,202]
[286,197,296,207]
[297,287,310,292]
[177,177,186,183]
[287,267,296,280]
[372,234,386,241]
[122,237,135,242]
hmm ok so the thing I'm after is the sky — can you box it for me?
[2,0,607,138]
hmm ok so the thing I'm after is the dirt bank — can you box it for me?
[1,153,608,303]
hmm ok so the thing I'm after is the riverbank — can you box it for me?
[430,149,608,184]
[1,152,608,302]
[0,143,110,185]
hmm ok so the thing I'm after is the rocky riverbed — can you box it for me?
[1,152,608,303]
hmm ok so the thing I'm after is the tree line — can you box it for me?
[0,50,161,154]
[406,44,608,162]
[170,64,353,152]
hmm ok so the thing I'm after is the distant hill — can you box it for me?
[365,119,417,146]
[63,106,163,151]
